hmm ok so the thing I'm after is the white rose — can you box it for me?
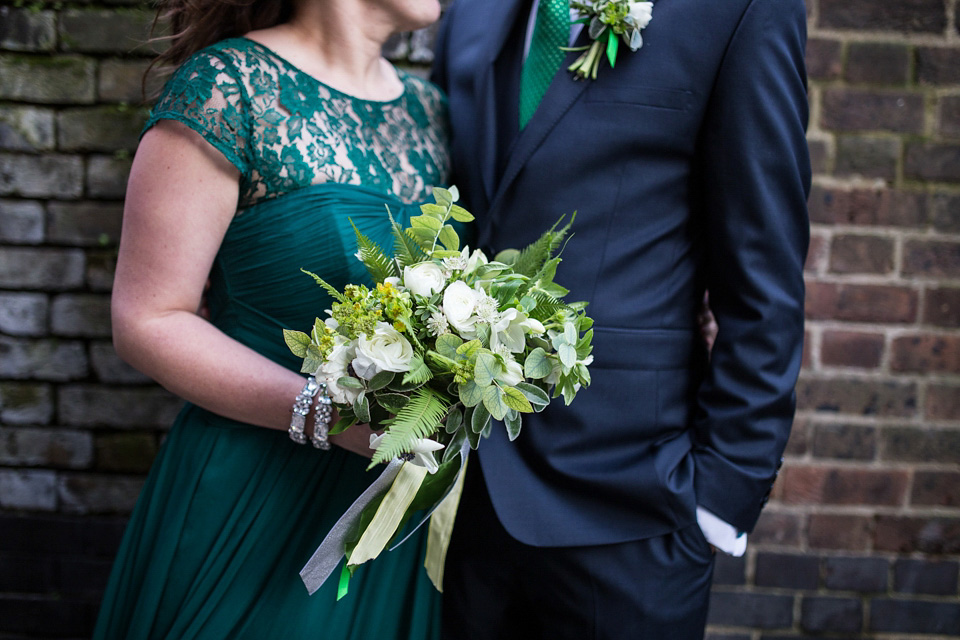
[352,322,414,380]
[403,262,446,298]
[627,2,653,29]
[442,280,479,336]
[316,338,359,404]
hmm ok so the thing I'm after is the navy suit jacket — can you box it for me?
[432,0,811,546]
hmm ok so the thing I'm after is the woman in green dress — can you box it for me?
[94,0,450,637]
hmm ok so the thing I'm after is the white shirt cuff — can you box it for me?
[696,506,747,556]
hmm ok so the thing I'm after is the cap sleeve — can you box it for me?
[143,50,252,176]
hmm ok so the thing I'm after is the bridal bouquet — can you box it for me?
[284,187,593,597]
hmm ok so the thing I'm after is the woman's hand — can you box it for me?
[327,421,380,459]
[698,291,718,354]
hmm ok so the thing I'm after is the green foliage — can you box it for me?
[282,329,311,357]
[524,348,553,379]
[301,268,347,303]
[402,354,433,386]
[504,409,522,441]
[510,214,575,278]
[372,388,452,466]
[352,221,398,282]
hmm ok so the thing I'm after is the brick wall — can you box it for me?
[0,1,957,638]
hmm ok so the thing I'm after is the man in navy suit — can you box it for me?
[432,0,810,637]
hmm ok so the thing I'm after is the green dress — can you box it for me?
[93,38,451,640]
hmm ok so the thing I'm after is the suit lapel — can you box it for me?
[473,0,529,206]
[482,28,592,238]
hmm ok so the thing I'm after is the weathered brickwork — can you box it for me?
[0,0,958,638]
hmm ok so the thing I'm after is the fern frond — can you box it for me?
[527,290,571,322]
[512,213,576,278]
[351,220,398,282]
[388,207,426,267]
[371,388,451,465]
[300,268,346,303]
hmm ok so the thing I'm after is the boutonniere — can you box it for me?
[566,1,654,80]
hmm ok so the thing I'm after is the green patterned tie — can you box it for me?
[519,0,569,129]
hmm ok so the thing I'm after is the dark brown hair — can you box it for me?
[145,0,295,96]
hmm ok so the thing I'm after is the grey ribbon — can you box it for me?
[299,458,403,595]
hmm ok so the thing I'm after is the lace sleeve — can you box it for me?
[143,50,252,176]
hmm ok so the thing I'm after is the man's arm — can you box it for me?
[692,0,811,534]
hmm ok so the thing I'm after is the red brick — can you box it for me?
[834,136,899,180]
[785,416,810,456]
[930,193,960,232]
[829,235,894,275]
[807,186,926,227]
[917,47,960,85]
[805,234,827,274]
[781,466,908,506]
[845,42,910,85]
[806,38,843,81]
[806,282,918,324]
[911,471,960,507]
[924,288,960,328]
[905,143,960,183]
[881,426,960,463]
[812,423,878,460]
[903,240,960,278]
[809,139,829,174]
[752,512,802,546]
[809,514,872,550]
[875,516,960,554]
[797,377,918,417]
[820,0,947,33]
[822,89,924,134]
[802,329,812,370]
[820,331,884,368]
[941,96,960,138]
[891,335,960,373]
[926,384,960,419]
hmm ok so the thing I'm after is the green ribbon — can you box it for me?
[336,564,351,601]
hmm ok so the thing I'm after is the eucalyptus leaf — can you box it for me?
[503,386,534,413]
[367,370,396,391]
[329,414,357,436]
[456,339,482,360]
[466,422,481,450]
[443,429,467,463]
[435,333,463,360]
[558,343,577,368]
[514,381,550,407]
[282,329,311,358]
[420,203,448,218]
[458,380,484,407]
[445,406,463,434]
[482,385,508,421]
[338,376,365,390]
[563,322,578,344]
[353,392,371,423]
[374,392,410,414]
[473,352,498,387]
[432,186,454,207]
[471,402,491,434]
[504,408,522,441]
[524,348,553,379]
[411,215,443,231]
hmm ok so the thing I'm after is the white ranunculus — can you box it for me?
[369,434,446,474]
[442,280,479,336]
[352,322,414,380]
[384,276,402,288]
[403,262,446,297]
[316,338,360,404]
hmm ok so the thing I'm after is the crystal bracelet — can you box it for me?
[289,376,321,445]
[310,385,333,450]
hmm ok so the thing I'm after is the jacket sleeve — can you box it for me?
[691,0,811,533]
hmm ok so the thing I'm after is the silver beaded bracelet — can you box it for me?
[289,376,321,445]
[310,384,333,450]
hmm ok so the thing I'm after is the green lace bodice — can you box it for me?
[143,37,450,208]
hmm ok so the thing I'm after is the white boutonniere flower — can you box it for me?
[568,0,654,80]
